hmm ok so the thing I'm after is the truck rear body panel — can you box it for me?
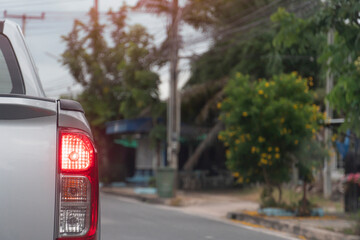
[0,97,57,239]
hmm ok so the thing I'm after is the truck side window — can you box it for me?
[0,34,24,94]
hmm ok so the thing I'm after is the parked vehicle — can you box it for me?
[0,20,99,240]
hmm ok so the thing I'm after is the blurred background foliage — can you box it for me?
[60,0,360,211]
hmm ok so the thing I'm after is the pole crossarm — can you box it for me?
[3,10,45,36]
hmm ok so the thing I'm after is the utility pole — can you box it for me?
[324,28,334,199]
[3,11,45,36]
[167,0,181,171]
[94,0,99,18]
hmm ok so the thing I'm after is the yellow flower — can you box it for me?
[275,147,280,152]
[246,134,251,140]
[218,135,223,140]
[312,128,316,134]
[308,76,313,81]
[258,89,264,95]
[226,149,231,157]
[260,158,268,165]
[293,104,298,110]
[331,134,337,142]
[281,128,287,135]
[309,81,314,86]
[265,82,269,87]
[267,154,272,160]
[261,153,267,158]
[217,102,222,109]
[294,140,299,145]
[251,146,256,154]
[280,118,285,124]
[275,153,280,159]
[267,147,272,152]
[232,172,240,178]
[236,72,241,78]
[235,139,241,144]
[237,176,244,183]
[258,136,265,143]
[306,124,311,129]
[242,111,248,117]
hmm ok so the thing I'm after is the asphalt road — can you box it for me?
[100,193,295,240]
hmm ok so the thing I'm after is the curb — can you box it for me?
[101,187,166,205]
[227,212,360,240]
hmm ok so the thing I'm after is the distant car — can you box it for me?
[0,20,99,240]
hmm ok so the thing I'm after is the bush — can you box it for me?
[219,72,323,200]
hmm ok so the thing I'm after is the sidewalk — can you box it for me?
[101,186,359,240]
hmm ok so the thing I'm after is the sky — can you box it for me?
[1,0,210,99]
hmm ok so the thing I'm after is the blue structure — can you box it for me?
[106,117,166,186]
[336,129,350,159]
[106,117,155,135]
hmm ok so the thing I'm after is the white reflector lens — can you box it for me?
[59,208,87,234]
[59,175,90,237]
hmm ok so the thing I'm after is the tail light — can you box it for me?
[56,129,98,240]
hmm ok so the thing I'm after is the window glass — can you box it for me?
[0,49,12,93]
[0,34,24,94]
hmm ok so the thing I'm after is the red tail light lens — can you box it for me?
[57,129,98,240]
[60,132,94,172]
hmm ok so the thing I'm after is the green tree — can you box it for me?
[271,1,360,135]
[319,0,360,135]
[61,7,161,179]
[219,72,323,203]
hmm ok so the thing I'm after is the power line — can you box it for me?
[0,0,89,9]
[4,10,45,36]
[182,0,319,50]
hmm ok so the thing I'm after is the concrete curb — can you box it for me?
[101,187,166,205]
[227,212,360,240]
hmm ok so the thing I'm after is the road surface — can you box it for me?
[101,193,296,240]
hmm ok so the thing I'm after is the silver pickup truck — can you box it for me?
[0,20,99,240]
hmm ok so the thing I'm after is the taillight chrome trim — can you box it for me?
[56,128,98,240]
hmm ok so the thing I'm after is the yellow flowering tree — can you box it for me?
[219,72,323,202]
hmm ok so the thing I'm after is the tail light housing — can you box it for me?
[56,129,98,240]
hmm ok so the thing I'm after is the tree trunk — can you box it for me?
[303,181,307,202]
[156,140,161,168]
[183,121,223,171]
[277,184,282,203]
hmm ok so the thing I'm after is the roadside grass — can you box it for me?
[236,186,344,213]
[323,226,357,236]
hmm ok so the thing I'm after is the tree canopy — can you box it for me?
[61,7,162,178]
